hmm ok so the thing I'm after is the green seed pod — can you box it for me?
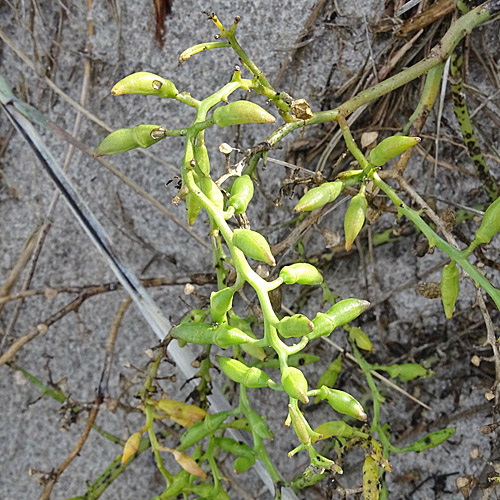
[310,312,335,339]
[440,262,459,319]
[232,229,276,266]
[94,124,166,156]
[171,321,213,344]
[369,135,421,167]
[171,322,255,349]
[233,455,256,474]
[201,176,224,212]
[362,456,379,500]
[178,411,229,450]
[194,142,211,177]
[326,298,370,328]
[111,72,178,98]
[229,315,267,361]
[210,287,234,324]
[344,192,368,251]
[287,403,311,444]
[282,367,309,403]
[186,192,203,226]
[312,420,358,443]
[348,327,373,352]
[216,356,271,388]
[212,100,275,127]
[401,427,455,453]
[316,386,367,421]
[473,196,500,245]
[228,175,254,214]
[294,181,343,212]
[308,299,370,340]
[379,363,432,381]
[246,411,273,440]
[213,324,258,349]
[279,263,323,285]
[215,437,254,458]
[276,314,314,338]
[314,356,342,404]
[185,172,202,226]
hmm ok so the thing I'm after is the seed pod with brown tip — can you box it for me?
[281,367,309,403]
[94,124,166,156]
[232,229,276,266]
[111,72,178,98]
[316,386,367,421]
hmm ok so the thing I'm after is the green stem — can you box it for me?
[373,172,500,310]
[402,63,444,135]
[146,405,173,484]
[337,114,500,310]
[259,2,499,150]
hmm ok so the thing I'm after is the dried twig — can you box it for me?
[0,273,216,367]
